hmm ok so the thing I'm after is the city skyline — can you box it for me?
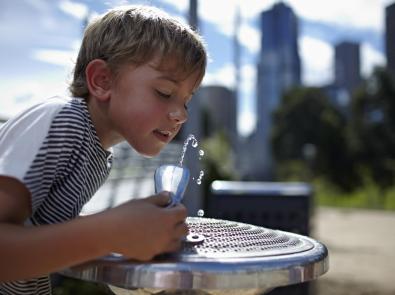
[0,0,392,135]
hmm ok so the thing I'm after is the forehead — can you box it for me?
[114,54,203,92]
[150,54,203,85]
[148,59,201,91]
[151,56,187,78]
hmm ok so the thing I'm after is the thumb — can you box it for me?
[148,191,172,207]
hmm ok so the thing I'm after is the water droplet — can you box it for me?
[179,134,198,166]
[177,135,206,186]
[195,170,204,185]
[197,209,204,217]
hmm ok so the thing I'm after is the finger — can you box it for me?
[168,204,188,220]
[164,238,183,253]
[147,191,172,207]
[174,221,189,237]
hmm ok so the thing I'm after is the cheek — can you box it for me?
[121,104,163,132]
[110,88,168,128]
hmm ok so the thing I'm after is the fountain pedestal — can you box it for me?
[60,217,328,294]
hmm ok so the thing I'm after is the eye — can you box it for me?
[156,90,171,99]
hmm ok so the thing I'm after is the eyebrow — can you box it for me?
[156,75,179,84]
[154,70,198,96]
[147,62,180,84]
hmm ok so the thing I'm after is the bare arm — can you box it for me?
[0,176,188,282]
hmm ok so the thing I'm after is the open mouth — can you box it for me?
[153,129,172,142]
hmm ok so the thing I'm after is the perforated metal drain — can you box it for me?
[60,217,328,292]
[180,217,313,259]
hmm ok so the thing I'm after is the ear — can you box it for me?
[85,59,112,101]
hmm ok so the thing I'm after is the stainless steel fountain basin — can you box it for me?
[60,217,329,294]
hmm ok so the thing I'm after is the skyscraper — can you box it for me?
[176,0,202,215]
[334,41,361,95]
[386,2,395,78]
[258,2,301,112]
[198,85,237,142]
[251,2,301,179]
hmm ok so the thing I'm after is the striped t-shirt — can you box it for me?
[0,96,113,294]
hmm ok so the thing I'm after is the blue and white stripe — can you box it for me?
[0,98,112,295]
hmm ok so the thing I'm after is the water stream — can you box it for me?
[178,134,206,217]
[179,134,205,186]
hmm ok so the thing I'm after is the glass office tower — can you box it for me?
[252,2,301,179]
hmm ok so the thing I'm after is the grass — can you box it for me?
[275,161,395,211]
[314,178,395,211]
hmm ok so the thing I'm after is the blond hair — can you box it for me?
[70,5,207,98]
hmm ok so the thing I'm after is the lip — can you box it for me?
[153,129,172,143]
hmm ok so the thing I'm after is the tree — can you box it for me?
[271,87,359,190]
[200,131,237,207]
[348,67,395,189]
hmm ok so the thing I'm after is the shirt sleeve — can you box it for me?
[0,97,67,184]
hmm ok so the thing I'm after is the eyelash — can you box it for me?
[156,90,171,99]
[156,90,188,111]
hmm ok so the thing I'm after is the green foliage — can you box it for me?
[52,277,112,295]
[200,131,237,207]
[348,67,395,189]
[275,160,311,182]
[271,68,395,198]
[201,131,237,182]
[314,177,395,211]
[271,87,359,191]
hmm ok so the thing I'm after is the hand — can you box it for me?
[100,192,188,261]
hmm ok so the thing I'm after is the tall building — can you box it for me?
[334,41,361,96]
[198,86,237,143]
[386,2,395,78]
[176,0,203,215]
[251,2,301,179]
[258,2,301,112]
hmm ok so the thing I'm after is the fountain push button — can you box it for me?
[185,233,205,244]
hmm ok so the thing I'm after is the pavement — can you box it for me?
[313,207,395,295]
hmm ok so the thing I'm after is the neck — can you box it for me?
[87,96,123,150]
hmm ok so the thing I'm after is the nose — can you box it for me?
[169,107,188,124]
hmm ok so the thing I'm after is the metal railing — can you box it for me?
[82,142,183,214]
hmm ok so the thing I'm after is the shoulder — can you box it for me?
[0,96,73,183]
[0,96,76,150]
[0,96,73,142]
[21,96,71,116]
[0,96,71,135]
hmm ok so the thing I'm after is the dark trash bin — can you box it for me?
[206,180,314,295]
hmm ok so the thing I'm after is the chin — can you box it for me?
[127,139,164,158]
[137,147,163,158]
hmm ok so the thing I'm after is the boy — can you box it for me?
[0,5,207,294]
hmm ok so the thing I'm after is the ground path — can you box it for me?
[313,207,395,295]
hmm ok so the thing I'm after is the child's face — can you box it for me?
[107,56,200,157]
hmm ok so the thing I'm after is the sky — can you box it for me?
[0,0,393,136]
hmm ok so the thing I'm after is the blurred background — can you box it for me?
[1,0,395,294]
